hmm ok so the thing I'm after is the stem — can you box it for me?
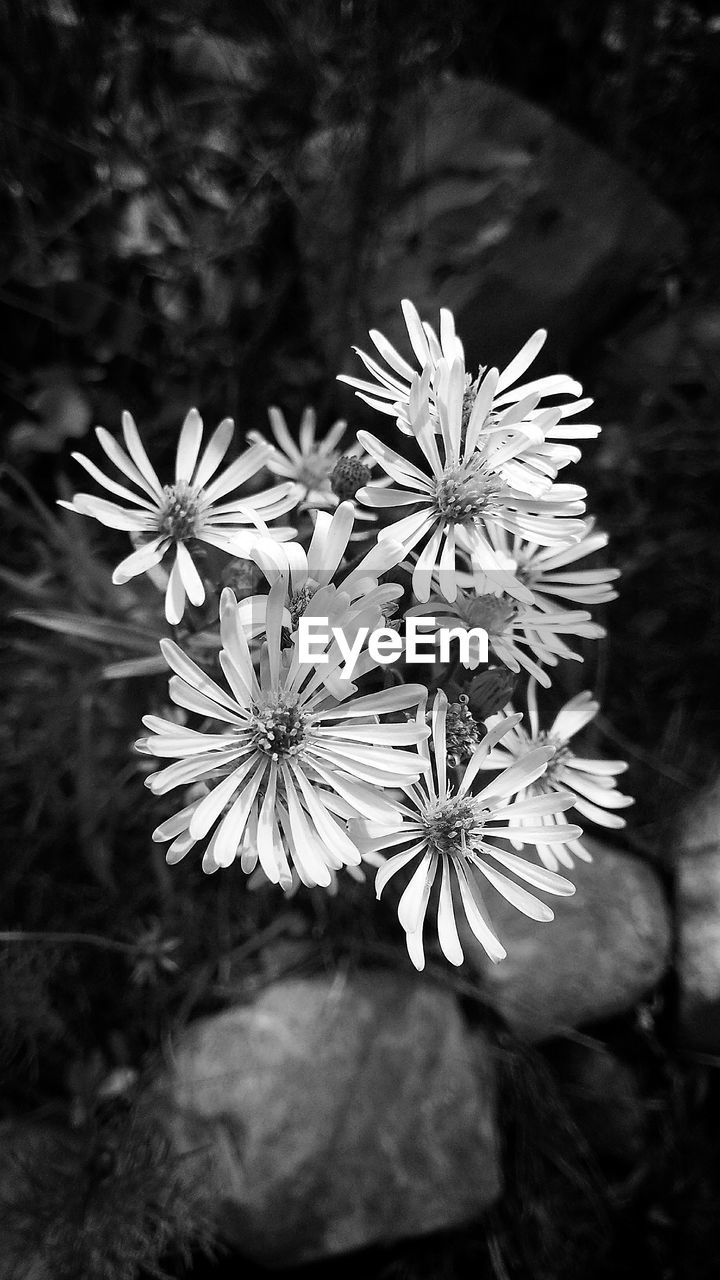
[0,930,149,954]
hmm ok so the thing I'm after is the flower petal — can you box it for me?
[175,542,206,607]
[453,857,506,963]
[95,427,161,502]
[175,408,204,482]
[164,554,187,624]
[71,452,157,510]
[475,859,555,921]
[398,851,437,934]
[69,494,153,531]
[496,329,546,393]
[193,417,235,489]
[112,537,170,584]
[437,858,464,965]
[121,411,164,499]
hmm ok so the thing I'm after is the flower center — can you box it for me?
[158,482,202,540]
[466,593,517,637]
[297,450,335,493]
[530,732,572,783]
[252,697,308,760]
[288,584,317,630]
[432,456,503,524]
[421,795,484,859]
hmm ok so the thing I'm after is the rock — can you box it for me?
[155,970,500,1267]
[299,77,684,379]
[679,772,720,857]
[678,775,720,1050]
[458,838,671,1040]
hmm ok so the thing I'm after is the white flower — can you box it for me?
[410,584,605,688]
[61,409,298,624]
[357,361,587,604]
[247,405,386,515]
[137,579,430,885]
[473,519,620,613]
[236,501,404,645]
[339,298,599,444]
[357,691,579,970]
[480,680,633,870]
[244,841,387,900]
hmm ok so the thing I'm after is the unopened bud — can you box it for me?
[468,667,518,719]
[331,456,371,500]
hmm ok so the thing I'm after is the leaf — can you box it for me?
[13,609,164,653]
[102,655,168,680]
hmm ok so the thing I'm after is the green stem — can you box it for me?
[0,930,149,954]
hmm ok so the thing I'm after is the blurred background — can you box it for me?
[2,2,720,1278]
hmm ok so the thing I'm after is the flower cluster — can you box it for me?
[64,297,632,970]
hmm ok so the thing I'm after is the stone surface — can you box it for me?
[678,774,720,1050]
[678,772,720,858]
[458,838,671,1041]
[156,970,500,1267]
[299,76,684,379]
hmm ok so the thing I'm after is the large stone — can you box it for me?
[458,838,671,1040]
[156,970,500,1267]
[299,77,684,380]
[677,774,720,1050]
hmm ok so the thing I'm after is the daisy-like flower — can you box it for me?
[473,519,620,613]
[480,680,633,870]
[61,409,298,624]
[410,583,605,688]
[247,405,386,515]
[355,691,579,969]
[247,842,388,901]
[137,579,429,886]
[339,298,599,445]
[236,500,404,645]
[358,361,587,604]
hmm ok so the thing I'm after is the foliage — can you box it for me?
[1,1105,216,1280]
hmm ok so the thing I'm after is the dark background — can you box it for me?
[2,2,720,1278]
